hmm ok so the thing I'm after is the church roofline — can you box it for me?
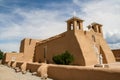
[37,32,66,45]
[66,16,84,22]
[91,22,102,26]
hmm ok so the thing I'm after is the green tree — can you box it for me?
[0,50,4,60]
[52,51,74,65]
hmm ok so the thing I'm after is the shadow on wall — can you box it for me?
[112,49,120,61]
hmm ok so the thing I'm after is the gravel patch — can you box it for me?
[0,64,53,80]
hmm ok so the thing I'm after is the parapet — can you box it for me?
[37,32,66,45]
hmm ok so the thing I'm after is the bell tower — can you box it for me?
[66,17,84,31]
[91,22,103,33]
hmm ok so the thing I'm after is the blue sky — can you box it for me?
[0,0,120,52]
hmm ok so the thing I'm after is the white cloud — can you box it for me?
[105,32,120,49]
[0,8,67,52]
[78,0,120,28]
[109,43,120,50]
[15,9,66,39]
[0,9,67,39]
[0,25,21,40]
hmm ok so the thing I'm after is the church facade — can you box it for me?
[4,17,115,66]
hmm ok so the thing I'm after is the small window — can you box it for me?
[71,24,73,30]
[77,21,80,30]
[99,26,101,33]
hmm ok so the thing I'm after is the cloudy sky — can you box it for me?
[0,0,120,52]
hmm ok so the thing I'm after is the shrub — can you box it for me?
[0,50,4,60]
[52,51,74,65]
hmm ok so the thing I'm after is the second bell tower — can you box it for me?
[66,16,84,32]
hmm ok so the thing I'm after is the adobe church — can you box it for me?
[4,16,115,66]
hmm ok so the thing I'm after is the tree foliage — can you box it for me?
[52,51,74,65]
[0,50,4,60]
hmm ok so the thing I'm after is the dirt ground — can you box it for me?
[0,64,53,80]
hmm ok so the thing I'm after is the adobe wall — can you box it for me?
[48,64,120,80]
[4,52,24,62]
[20,38,39,62]
[98,36,115,63]
[3,38,40,63]
[6,61,120,80]
[112,49,120,61]
[85,29,115,64]
[26,62,41,72]
[35,28,115,66]
[35,31,86,65]
[75,30,98,65]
